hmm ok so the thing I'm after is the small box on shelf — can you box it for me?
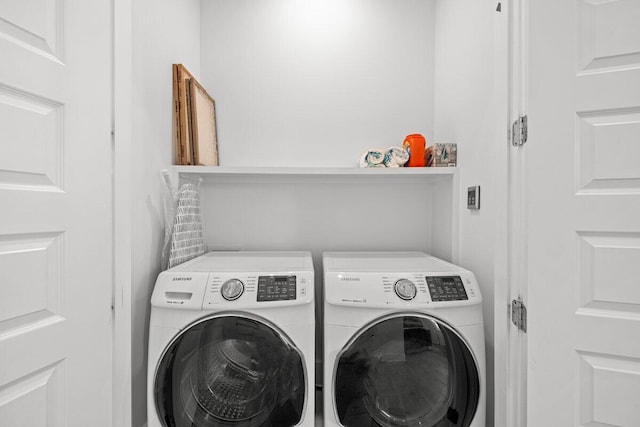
[426,143,457,167]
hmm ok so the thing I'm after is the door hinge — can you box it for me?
[511,298,527,332]
[512,115,528,147]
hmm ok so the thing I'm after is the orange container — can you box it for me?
[402,134,426,167]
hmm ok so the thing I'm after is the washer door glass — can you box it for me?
[155,315,306,427]
[334,315,479,427]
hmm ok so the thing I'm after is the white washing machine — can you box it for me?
[147,251,315,427]
[323,252,485,427]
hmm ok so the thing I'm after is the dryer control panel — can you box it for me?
[324,271,480,308]
[426,276,468,301]
[323,252,481,309]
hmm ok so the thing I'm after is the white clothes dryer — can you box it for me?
[323,252,485,427]
[147,251,315,427]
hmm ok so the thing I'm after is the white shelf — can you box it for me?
[171,165,458,182]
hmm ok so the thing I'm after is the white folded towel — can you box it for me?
[384,146,409,167]
[359,149,386,167]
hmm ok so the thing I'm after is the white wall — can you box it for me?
[434,1,506,426]
[131,1,200,425]
[198,0,439,383]
[200,0,436,167]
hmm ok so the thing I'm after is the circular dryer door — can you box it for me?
[154,314,306,427]
[334,314,480,427]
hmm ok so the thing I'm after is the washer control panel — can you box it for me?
[151,252,314,310]
[221,278,245,301]
[257,275,297,301]
[426,276,468,301]
[199,272,313,308]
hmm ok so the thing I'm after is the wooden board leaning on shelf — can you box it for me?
[173,64,219,166]
[173,64,193,165]
[189,78,219,166]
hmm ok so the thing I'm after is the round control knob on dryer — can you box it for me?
[221,279,244,301]
[394,279,417,300]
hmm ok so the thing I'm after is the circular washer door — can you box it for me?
[154,314,306,427]
[334,314,480,427]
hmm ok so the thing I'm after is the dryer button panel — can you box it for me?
[257,275,297,301]
[426,276,468,301]
[394,279,418,300]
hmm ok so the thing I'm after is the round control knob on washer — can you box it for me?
[394,279,417,300]
[221,279,244,301]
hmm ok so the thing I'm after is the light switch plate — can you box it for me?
[467,186,480,210]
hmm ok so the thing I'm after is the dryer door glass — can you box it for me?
[154,315,306,427]
[334,315,479,427]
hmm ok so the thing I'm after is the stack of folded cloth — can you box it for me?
[359,147,409,168]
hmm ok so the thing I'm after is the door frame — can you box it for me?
[493,0,527,426]
[113,0,133,425]
[108,1,525,426]
[508,0,528,424]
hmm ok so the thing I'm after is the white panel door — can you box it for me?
[0,0,113,426]
[525,0,640,425]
